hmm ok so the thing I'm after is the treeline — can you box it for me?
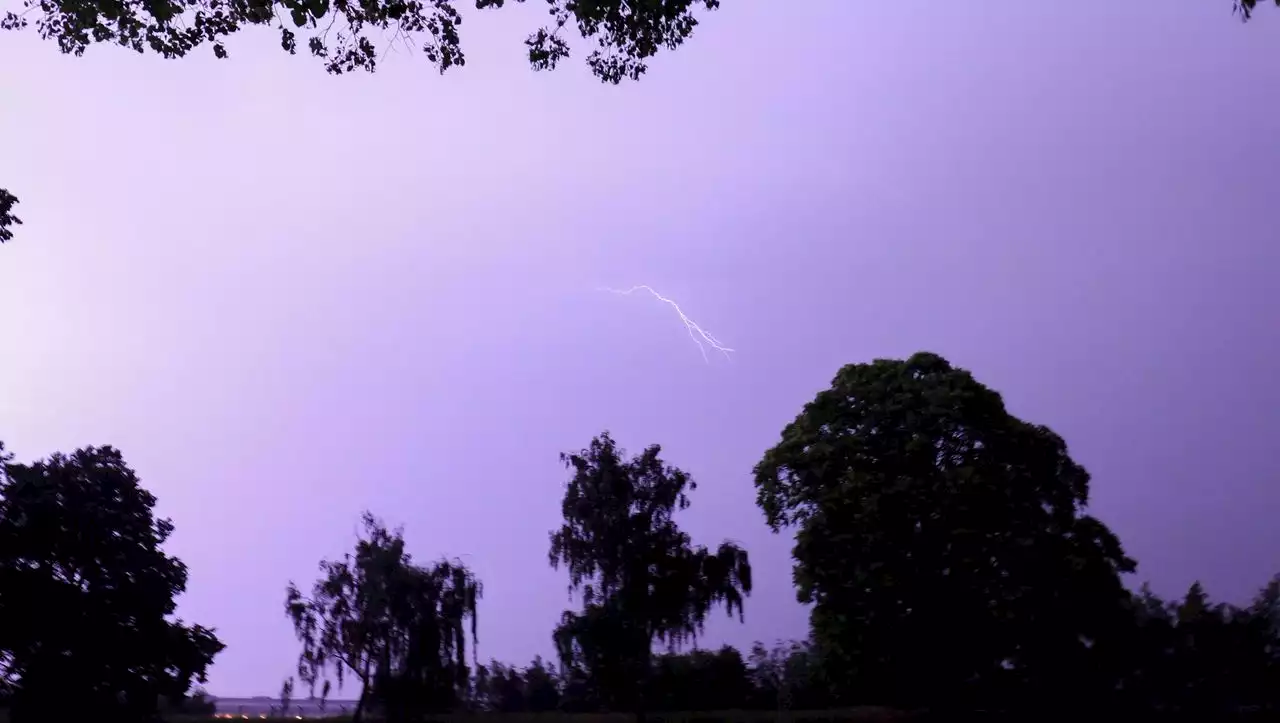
[2,352,1279,723]
[464,642,829,714]
[455,580,1280,716]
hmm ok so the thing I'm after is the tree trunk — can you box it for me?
[635,641,651,723]
[353,659,372,723]
[353,683,368,723]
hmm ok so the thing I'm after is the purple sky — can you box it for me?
[1,0,1278,698]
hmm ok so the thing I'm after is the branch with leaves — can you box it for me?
[1236,0,1280,20]
[2,0,721,80]
[0,189,19,244]
[0,0,723,245]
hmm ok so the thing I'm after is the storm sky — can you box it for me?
[1,0,1276,697]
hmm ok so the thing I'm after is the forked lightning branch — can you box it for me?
[598,285,735,364]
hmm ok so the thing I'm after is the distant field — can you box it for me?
[152,709,1280,723]
[1,707,907,723]
[211,697,360,717]
[169,709,906,723]
[21,708,1280,723]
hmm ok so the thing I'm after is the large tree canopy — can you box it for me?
[286,512,481,723]
[549,432,752,715]
[753,352,1137,710]
[0,443,224,723]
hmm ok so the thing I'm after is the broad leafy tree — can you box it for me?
[0,443,224,723]
[549,431,752,717]
[753,352,1136,710]
[285,512,481,723]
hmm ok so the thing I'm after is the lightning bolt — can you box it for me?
[598,285,735,364]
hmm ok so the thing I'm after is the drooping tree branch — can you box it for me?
[549,432,751,712]
[286,512,481,723]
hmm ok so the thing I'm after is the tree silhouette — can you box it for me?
[549,431,752,718]
[746,639,824,712]
[1,0,720,80]
[1237,0,1279,20]
[647,645,753,712]
[0,190,18,244]
[0,443,224,723]
[280,677,295,717]
[1106,578,1280,713]
[754,352,1136,711]
[523,655,561,712]
[286,512,481,723]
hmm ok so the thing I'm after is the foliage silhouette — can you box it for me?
[470,656,561,712]
[3,2,1274,248]
[746,639,828,712]
[0,1,722,244]
[4,350,1280,718]
[1237,0,1280,20]
[1104,578,1280,712]
[0,190,18,243]
[1,0,720,80]
[459,641,827,714]
[285,512,481,723]
[647,645,753,712]
[280,676,294,717]
[550,431,752,717]
[0,443,224,723]
[754,352,1137,710]
[522,655,562,712]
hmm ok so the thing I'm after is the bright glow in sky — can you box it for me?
[1,0,1277,697]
